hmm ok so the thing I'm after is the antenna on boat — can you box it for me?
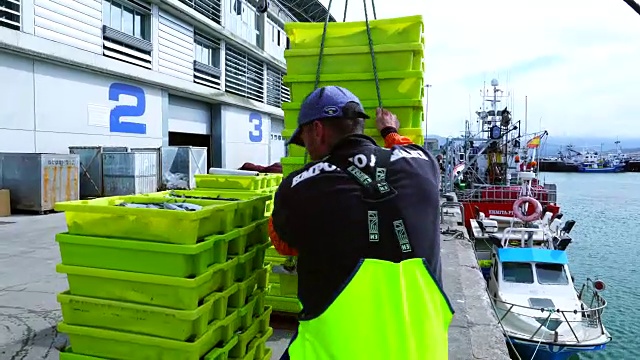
[524,96,528,138]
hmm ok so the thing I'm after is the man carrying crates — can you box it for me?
[268,86,453,360]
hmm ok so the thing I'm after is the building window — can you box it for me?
[266,66,289,108]
[225,45,264,103]
[0,0,21,30]
[180,0,222,25]
[193,33,222,90]
[281,80,291,103]
[102,0,153,68]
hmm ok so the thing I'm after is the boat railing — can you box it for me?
[440,201,465,225]
[501,227,550,248]
[491,285,608,344]
[455,184,557,204]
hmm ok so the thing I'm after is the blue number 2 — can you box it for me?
[249,112,262,142]
[109,83,147,134]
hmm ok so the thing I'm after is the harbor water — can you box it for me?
[540,172,640,359]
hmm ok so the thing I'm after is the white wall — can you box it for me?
[221,105,271,169]
[0,51,163,153]
[270,118,285,163]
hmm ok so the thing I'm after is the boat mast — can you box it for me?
[524,96,528,138]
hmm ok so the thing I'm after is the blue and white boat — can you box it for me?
[577,149,625,173]
[487,222,612,360]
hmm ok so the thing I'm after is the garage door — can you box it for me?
[270,118,285,163]
[168,95,212,134]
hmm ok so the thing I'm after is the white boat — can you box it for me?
[485,208,611,360]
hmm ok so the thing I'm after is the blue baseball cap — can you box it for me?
[287,86,370,146]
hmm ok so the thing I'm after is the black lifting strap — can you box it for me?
[324,147,414,258]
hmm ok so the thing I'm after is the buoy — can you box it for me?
[514,155,520,163]
[513,196,543,222]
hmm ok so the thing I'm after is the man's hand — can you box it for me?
[376,108,400,131]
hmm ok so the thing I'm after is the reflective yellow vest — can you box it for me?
[286,258,453,360]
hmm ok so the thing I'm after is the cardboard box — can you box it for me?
[0,189,10,217]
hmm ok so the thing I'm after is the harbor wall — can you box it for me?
[440,197,511,360]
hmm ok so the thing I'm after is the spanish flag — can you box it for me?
[527,135,541,149]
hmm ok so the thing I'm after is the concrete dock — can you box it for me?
[0,204,509,359]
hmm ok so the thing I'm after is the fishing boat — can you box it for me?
[486,209,612,360]
[576,142,627,173]
[468,171,567,250]
[440,79,560,231]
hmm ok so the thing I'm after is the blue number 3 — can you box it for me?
[249,112,262,142]
[109,83,147,134]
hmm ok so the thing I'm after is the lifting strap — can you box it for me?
[324,147,415,259]
[303,0,381,164]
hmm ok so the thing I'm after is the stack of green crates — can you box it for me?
[264,248,303,314]
[280,14,427,177]
[191,173,302,315]
[53,187,275,360]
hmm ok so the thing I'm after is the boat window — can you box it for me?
[535,264,569,285]
[502,262,534,284]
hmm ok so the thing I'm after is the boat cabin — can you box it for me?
[488,248,580,325]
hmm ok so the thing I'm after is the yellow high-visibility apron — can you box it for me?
[283,146,454,360]
[286,258,453,359]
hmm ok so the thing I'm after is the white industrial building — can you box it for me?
[0,0,333,169]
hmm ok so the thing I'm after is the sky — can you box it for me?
[316,0,640,140]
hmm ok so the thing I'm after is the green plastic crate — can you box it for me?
[230,288,267,331]
[56,230,239,278]
[229,327,274,360]
[195,174,271,191]
[265,256,286,266]
[280,156,311,177]
[233,242,270,282]
[57,258,237,310]
[265,295,302,314]
[269,267,297,297]
[285,42,423,76]
[59,347,103,359]
[61,337,241,360]
[285,70,423,104]
[283,98,424,130]
[265,174,283,187]
[204,336,239,360]
[265,199,274,216]
[55,196,238,244]
[147,190,271,228]
[229,306,272,358]
[229,264,270,308]
[265,246,282,258]
[57,291,211,341]
[227,219,267,256]
[227,217,268,256]
[247,218,269,248]
[203,283,239,322]
[58,311,239,360]
[285,15,423,49]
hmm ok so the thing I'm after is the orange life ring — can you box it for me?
[513,196,542,222]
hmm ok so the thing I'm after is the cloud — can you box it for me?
[313,0,640,140]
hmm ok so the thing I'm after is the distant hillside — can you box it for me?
[424,135,640,155]
[539,136,640,156]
